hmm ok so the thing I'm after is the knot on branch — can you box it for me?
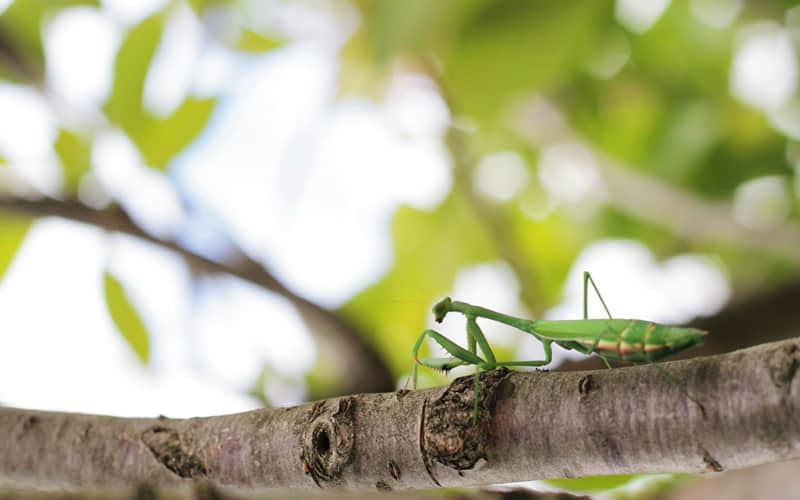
[141,426,207,479]
[422,368,513,472]
[300,397,356,487]
[767,342,800,390]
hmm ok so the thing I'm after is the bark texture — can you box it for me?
[1,338,798,491]
[0,484,589,500]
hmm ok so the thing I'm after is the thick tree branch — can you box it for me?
[2,337,798,490]
[0,485,589,500]
[0,196,393,396]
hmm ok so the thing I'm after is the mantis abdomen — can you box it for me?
[531,319,707,363]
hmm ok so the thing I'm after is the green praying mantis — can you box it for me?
[408,271,707,424]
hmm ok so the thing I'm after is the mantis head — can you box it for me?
[432,297,452,323]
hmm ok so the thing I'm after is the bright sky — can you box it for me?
[0,0,779,418]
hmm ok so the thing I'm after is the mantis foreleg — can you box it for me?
[406,327,483,391]
[464,319,552,424]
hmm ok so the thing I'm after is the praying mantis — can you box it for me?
[408,271,707,423]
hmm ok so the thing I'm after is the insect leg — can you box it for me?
[583,271,614,319]
[465,316,498,424]
[467,317,497,365]
[491,340,553,367]
[405,328,486,390]
[585,324,615,369]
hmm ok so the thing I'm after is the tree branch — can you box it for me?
[0,484,590,500]
[0,196,393,396]
[2,337,798,490]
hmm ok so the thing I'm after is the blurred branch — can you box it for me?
[599,160,800,265]
[508,95,800,266]
[445,127,546,314]
[2,337,798,490]
[685,277,800,358]
[422,59,545,315]
[0,195,393,396]
[0,27,42,83]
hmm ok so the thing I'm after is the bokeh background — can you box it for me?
[1,0,800,495]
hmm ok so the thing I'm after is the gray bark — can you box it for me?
[0,484,589,500]
[1,337,798,491]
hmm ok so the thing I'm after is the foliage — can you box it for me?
[103,271,150,365]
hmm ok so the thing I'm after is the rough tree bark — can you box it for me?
[1,337,798,492]
[0,484,589,500]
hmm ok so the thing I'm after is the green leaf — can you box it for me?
[104,9,166,133]
[104,8,216,170]
[54,128,91,193]
[103,271,150,365]
[134,97,216,170]
[234,28,284,52]
[0,212,31,281]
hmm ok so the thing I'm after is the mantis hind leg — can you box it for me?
[584,274,705,412]
[488,340,553,368]
[583,271,613,320]
[583,271,614,368]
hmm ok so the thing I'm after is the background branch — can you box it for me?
[0,195,393,396]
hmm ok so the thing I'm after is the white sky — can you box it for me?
[0,0,779,417]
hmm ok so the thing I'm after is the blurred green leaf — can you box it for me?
[350,0,487,64]
[545,474,637,493]
[0,0,99,82]
[444,0,613,124]
[568,73,667,166]
[103,271,150,365]
[305,354,345,401]
[234,29,284,52]
[186,0,232,14]
[506,208,586,304]
[631,1,731,95]
[0,212,31,281]
[104,9,166,133]
[104,8,216,170]
[135,97,216,170]
[340,191,496,376]
[248,366,273,408]
[54,128,91,193]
